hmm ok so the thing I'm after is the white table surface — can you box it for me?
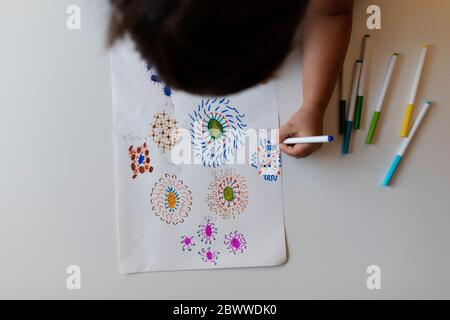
[1,0,449,299]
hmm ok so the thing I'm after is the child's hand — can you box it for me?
[279,106,324,159]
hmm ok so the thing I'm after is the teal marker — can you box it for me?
[382,100,432,186]
[342,60,362,154]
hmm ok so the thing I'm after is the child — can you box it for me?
[109,0,353,158]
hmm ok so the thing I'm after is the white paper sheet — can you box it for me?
[111,39,286,273]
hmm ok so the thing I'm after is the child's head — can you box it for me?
[109,0,307,95]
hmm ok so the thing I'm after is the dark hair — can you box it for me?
[109,0,307,95]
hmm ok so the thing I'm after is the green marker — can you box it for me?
[366,53,399,144]
[354,35,370,130]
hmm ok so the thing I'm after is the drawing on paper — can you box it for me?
[112,42,287,273]
[251,138,281,182]
[150,174,193,225]
[206,170,249,220]
[197,219,218,245]
[224,231,247,255]
[181,235,195,252]
[145,64,173,98]
[151,110,179,152]
[128,143,154,179]
[198,248,220,265]
[189,98,247,168]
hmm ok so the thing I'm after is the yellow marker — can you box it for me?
[401,45,429,137]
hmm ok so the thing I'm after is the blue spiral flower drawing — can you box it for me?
[189,98,247,167]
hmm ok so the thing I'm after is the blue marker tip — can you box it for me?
[328,136,334,142]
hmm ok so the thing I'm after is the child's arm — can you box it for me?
[280,0,353,158]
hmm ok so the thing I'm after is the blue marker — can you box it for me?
[342,60,363,154]
[283,135,333,144]
[382,100,432,186]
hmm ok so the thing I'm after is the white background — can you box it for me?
[1,0,450,299]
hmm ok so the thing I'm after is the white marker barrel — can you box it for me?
[358,35,371,97]
[283,136,333,144]
[375,53,399,112]
[409,46,428,105]
[398,100,432,156]
[347,60,363,121]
